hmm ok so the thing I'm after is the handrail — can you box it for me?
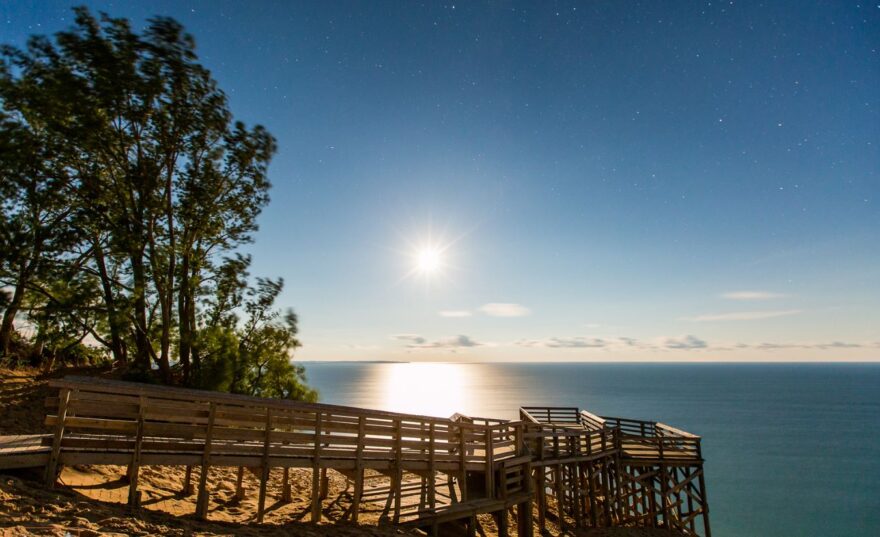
[50,376,463,425]
[579,409,607,431]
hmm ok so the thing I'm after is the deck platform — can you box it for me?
[0,377,710,536]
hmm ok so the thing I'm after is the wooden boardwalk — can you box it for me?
[0,377,710,536]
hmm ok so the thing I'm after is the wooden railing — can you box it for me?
[43,376,533,523]
[600,415,703,462]
[519,406,580,425]
[519,407,703,463]
[38,381,707,534]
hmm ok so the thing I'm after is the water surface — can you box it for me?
[303,362,880,537]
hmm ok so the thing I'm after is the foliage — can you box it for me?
[0,8,314,401]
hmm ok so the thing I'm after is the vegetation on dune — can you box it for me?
[0,7,316,401]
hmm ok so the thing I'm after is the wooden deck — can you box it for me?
[0,377,710,536]
[0,434,49,469]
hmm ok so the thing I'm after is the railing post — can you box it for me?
[458,420,469,502]
[352,415,366,522]
[195,402,217,520]
[45,388,71,487]
[392,418,403,523]
[536,426,547,533]
[697,439,711,537]
[428,421,436,512]
[257,407,273,522]
[311,411,323,522]
[127,395,146,508]
[484,426,494,499]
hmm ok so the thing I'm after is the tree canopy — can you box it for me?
[0,7,316,402]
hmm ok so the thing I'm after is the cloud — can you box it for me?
[748,341,864,351]
[439,310,472,318]
[537,337,610,348]
[656,335,708,350]
[479,303,531,317]
[721,291,786,301]
[681,310,801,322]
[511,334,869,354]
[514,336,641,349]
[391,334,426,345]
[392,334,483,349]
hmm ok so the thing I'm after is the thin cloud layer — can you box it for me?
[479,303,531,317]
[721,291,786,300]
[682,310,801,322]
[392,334,482,349]
[657,335,708,350]
[734,341,867,351]
[439,310,472,318]
[516,336,639,349]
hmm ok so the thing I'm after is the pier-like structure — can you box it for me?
[0,376,710,536]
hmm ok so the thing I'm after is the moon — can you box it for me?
[415,246,443,275]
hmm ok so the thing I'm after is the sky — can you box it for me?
[3,1,878,362]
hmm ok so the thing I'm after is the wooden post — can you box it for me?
[458,422,468,502]
[257,408,273,523]
[555,464,565,531]
[352,415,366,522]
[521,462,535,537]
[536,429,546,534]
[698,467,711,537]
[45,388,71,487]
[497,508,509,537]
[428,422,436,512]
[311,411,323,523]
[588,461,599,526]
[281,467,292,503]
[660,463,671,531]
[195,402,217,520]
[684,467,696,533]
[234,466,245,500]
[127,396,146,508]
[319,468,329,500]
[183,466,195,496]
[572,437,582,528]
[484,426,494,499]
[392,418,403,524]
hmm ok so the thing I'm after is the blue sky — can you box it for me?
[4,1,878,361]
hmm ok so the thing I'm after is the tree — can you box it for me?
[0,109,75,356]
[0,8,314,402]
[194,275,317,402]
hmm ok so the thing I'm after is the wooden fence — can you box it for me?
[35,379,709,536]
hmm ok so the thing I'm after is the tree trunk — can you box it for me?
[177,250,192,385]
[0,256,38,357]
[0,272,27,356]
[92,238,127,365]
[130,253,154,373]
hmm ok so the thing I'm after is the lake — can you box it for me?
[302,361,880,536]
